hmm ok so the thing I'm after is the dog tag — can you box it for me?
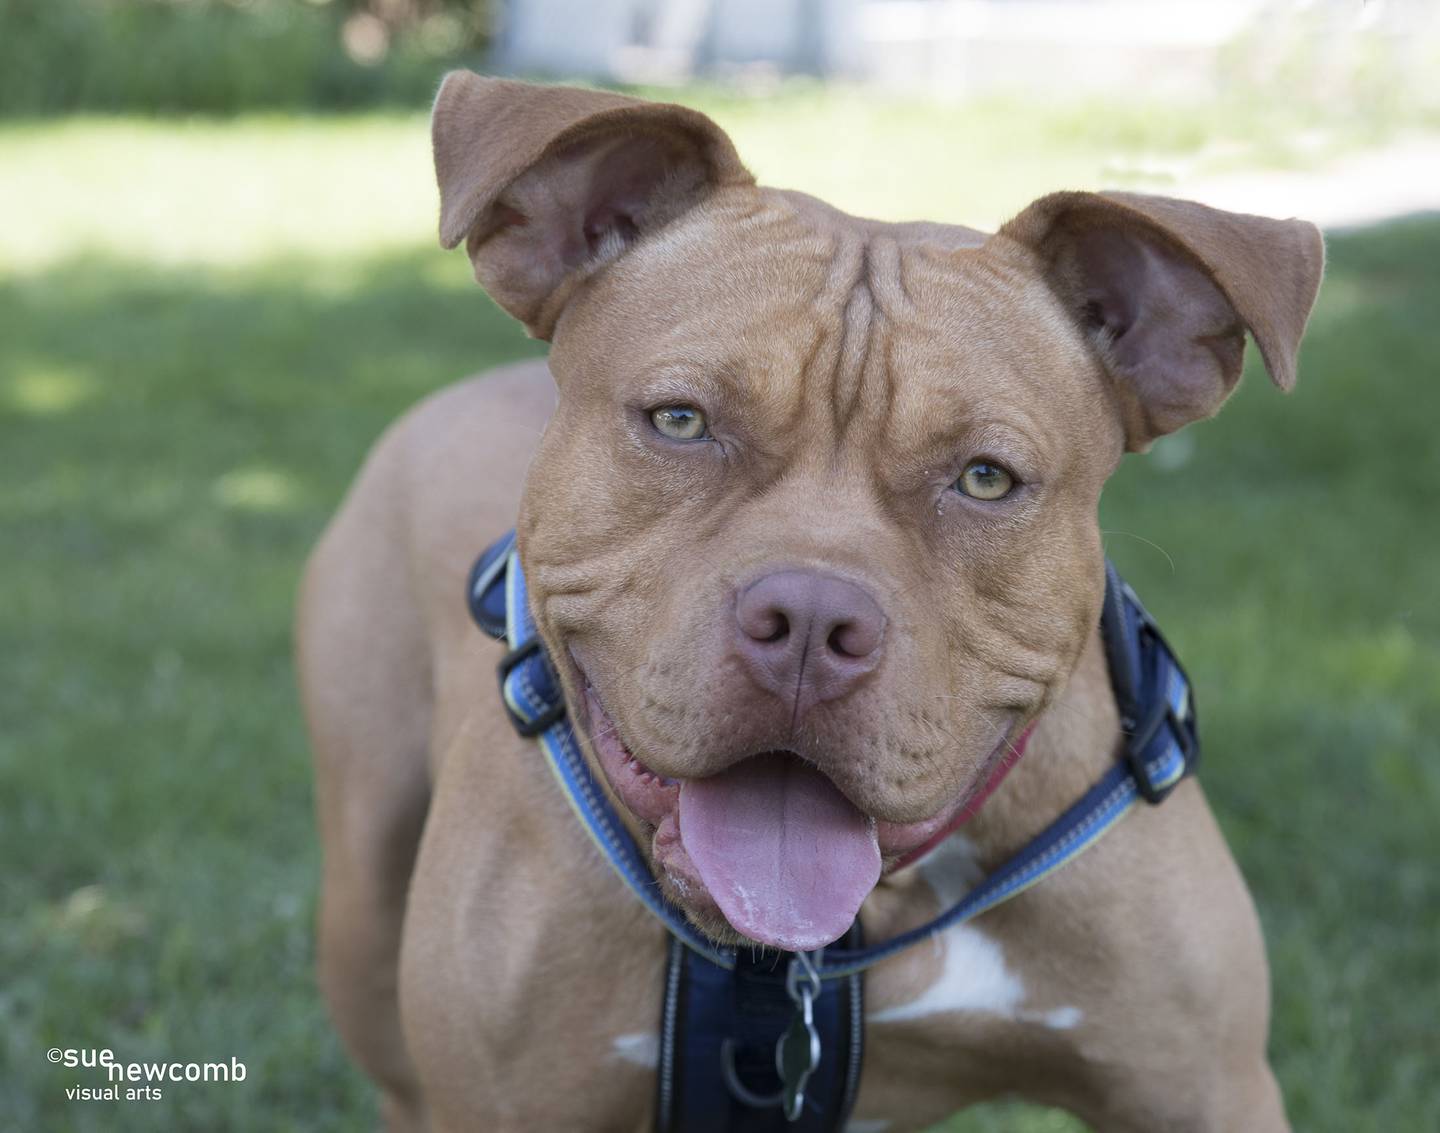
[778,953,823,1121]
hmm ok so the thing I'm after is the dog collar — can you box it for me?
[468,531,1199,1127]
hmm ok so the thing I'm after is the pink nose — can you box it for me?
[733,570,886,718]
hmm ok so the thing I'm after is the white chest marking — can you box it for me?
[868,835,1084,1032]
[868,921,1023,1023]
[611,1031,660,1068]
[1032,1005,1084,1030]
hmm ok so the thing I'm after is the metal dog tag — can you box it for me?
[778,953,823,1121]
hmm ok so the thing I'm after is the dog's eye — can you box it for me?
[954,460,1015,501]
[649,405,709,441]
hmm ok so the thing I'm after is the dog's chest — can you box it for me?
[865,837,1085,1032]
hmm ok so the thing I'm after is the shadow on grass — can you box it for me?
[0,246,541,1132]
[1,221,1436,1131]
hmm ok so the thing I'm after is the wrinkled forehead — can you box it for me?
[554,189,1115,447]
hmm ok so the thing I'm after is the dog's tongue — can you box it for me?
[678,755,880,951]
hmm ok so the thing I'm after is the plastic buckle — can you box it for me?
[1121,687,1196,805]
[496,639,566,738]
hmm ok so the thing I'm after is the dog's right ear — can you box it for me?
[432,72,752,339]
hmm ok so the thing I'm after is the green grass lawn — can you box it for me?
[2,95,1437,1131]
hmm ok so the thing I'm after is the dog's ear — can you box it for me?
[432,71,752,339]
[1000,191,1324,451]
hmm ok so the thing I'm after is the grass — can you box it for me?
[0,81,1432,275]
[1,93,1437,1131]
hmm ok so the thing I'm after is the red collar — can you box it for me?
[891,723,1036,873]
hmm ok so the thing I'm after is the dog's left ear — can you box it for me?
[1001,191,1324,451]
[432,72,753,339]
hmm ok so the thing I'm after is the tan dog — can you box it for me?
[296,73,1323,1132]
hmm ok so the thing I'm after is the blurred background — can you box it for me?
[3,1,1438,1130]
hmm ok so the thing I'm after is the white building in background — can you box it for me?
[493,0,1438,99]
[495,0,852,84]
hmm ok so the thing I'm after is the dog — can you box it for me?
[296,72,1323,1132]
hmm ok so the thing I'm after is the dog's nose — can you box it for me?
[733,570,886,717]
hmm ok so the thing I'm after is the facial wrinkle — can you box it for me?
[830,238,875,440]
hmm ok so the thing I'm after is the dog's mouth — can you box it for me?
[572,656,1015,952]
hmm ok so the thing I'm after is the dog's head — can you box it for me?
[433,74,1323,950]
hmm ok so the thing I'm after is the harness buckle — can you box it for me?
[496,639,566,738]
[1119,627,1198,805]
[1121,708,1189,805]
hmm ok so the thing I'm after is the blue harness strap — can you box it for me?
[468,533,1200,1131]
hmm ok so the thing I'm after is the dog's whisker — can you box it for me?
[1100,529,1177,573]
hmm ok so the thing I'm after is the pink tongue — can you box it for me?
[678,755,881,951]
